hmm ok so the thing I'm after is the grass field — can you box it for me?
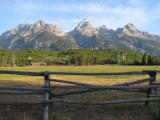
[0,65,160,120]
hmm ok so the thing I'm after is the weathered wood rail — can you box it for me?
[0,70,160,120]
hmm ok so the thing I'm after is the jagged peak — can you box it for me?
[76,18,92,29]
[82,18,89,22]
[72,18,98,37]
[126,23,135,27]
[80,18,90,24]
[124,23,137,31]
[34,19,46,26]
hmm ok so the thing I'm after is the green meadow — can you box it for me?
[0,65,160,120]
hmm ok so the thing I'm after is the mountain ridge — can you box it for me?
[0,18,160,55]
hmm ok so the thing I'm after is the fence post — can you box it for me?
[43,71,50,120]
[145,71,157,105]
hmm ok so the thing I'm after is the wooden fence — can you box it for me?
[0,70,160,120]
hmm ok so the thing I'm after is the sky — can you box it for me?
[0,0,160,35]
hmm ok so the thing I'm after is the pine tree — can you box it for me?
[147,55,152,65]
[142,52,148,65]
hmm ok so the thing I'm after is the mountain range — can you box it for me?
[0,18,160,55]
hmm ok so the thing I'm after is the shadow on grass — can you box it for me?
[0,76,45,120]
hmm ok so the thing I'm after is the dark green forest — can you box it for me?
[0,48,159,66]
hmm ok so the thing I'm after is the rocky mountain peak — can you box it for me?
[83,18,89,22]
[74,18,98,37]
[115,23,160,41]
[32,20,66,36]
[34,19,46,26]
[0,19,66,47]
[50,23,66,36]
[76,18,91,29]
[125,23,136,28]
[33,19,50,33]
[124,23,138,32]
[116,23,140,37]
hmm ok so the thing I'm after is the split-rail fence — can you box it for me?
[0,70,160,120]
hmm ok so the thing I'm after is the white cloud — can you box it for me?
[83,3,149,30]
[5,0,160,33]
[45,2,156,31]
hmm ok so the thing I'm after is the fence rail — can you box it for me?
[0,70,44,76]
[46,97,160,105]
[0,70,160,120]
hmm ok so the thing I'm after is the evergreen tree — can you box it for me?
[147,55,153,65]
[142,52,148,65]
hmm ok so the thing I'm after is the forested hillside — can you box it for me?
[0,49,159,67]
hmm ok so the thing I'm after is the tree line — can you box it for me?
[0,49,159,67]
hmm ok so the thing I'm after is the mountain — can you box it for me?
[0,20,78,50]
[0,18,160,55]
[96,23,160,41]
[1,20,65,37]
[70,18,98,37]
[69,18,98,48]
[96,22,160,55]
[68,18,130,50]
[12,30,78,50]
[114,23,160,55]
[115,23,160,41]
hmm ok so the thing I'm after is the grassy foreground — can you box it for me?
[0,65,160,120]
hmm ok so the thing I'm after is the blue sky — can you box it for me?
[0,0,160,35]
